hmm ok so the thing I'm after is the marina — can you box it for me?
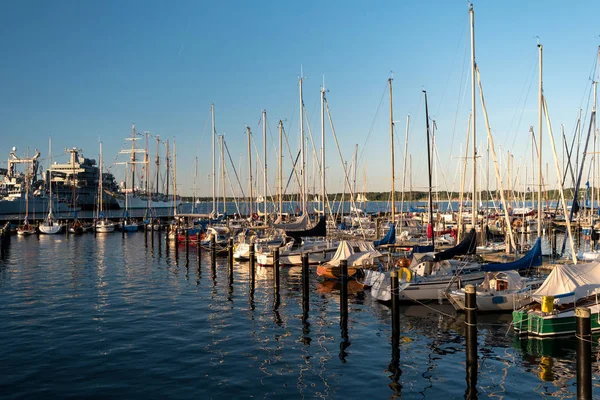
[3,1,600,398]
[1,223,600,398]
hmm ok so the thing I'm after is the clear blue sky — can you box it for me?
[1,0,599,197]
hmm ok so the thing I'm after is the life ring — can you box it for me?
[398,267,412,282]
[512,219,523,228]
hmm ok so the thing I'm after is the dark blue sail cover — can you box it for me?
[374,224,396,247]
[482,237,542,272]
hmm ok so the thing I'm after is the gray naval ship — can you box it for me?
[0,147,119,216]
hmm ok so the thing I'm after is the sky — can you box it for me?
[0,0,599,198]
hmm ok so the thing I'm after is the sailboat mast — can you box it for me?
[131,124,136,193]
[278,120,283,220]
[211,103,216,215]
[221,135,226,215]
[469,3,477,233]
[165,140,170,199]
[145,131,149,210]
[400,115,409,228]
[173,138,177,216]
[263,110,267,224]
[299,74,306,215]
[389,77,395,224]
[424,90,434,250]
[593,81,597,220]
[247,127,253,218]
[48,136,53,215]
[99,141,103,216]
[537,42,543,237]
[155,136,160,196]
[321,83,326,216]
[353,144,358,198]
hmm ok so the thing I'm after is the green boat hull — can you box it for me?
[513,308,600,338]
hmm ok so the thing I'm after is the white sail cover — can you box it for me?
[327,240,382,267]
[532,261,600,305]
[273,213,308,230]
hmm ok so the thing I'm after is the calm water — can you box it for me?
[0,233,599,399]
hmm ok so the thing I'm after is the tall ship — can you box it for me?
[0,147,71,216]
[109,124,181,210]
[50,147,119,211]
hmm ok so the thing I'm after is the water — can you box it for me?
[0,233,599,398]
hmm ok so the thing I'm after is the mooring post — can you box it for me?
[273,247,280,294]
[174,228,179,259]
[227,237,234,277]
[389,270,401,392]
[185,229,190,261]
[376,218,381,240]
[249,238,255,280]
[196,232,201,269]
[210,234,216,267]
[390,271,400,346]
[301,253,309,310]
[340,258,348,319]
[576,307,592,400]
[157,229,162,256]
[465,284,478,399]
[339,258,349,361]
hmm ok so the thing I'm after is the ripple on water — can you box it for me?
[0,233,597,398]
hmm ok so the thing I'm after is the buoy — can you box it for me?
[398,267,412,282]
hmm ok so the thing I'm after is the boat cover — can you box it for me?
[532,261,600,305]
[284,216,326,240]
[432,229,476,262]
[374,224,396,247]
[327,240,382,267]
[274,213,308,230]
[482,237,542,272]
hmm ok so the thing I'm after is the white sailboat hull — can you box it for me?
[39,223,63,234]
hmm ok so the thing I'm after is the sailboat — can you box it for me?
[39,137,63,234]
[16,171,36,236]
[121,163,139,232]
[95,142,116,233]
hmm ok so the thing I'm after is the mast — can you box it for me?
[299,73,306,215]
[221,135,226,215]
[352,144,358,199]
[247,127,253,218]
[469,3,477,234]
[155,136,160,196]
[211,103,216,216]
[424,90,434,250]
[389,77,395,224]
[99,141,103,218]
[130,124,136,193]
[48,136,53,217]
[278,120,283,220]
[321,82,326,216]
[593,81,597,221]
[165,140,170,199]
[263,110,267,224]
[537,42,543,238]
[194,156,198,212]
[145,131,149,212]
[173,138,177,217]
[400,114,410,229]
